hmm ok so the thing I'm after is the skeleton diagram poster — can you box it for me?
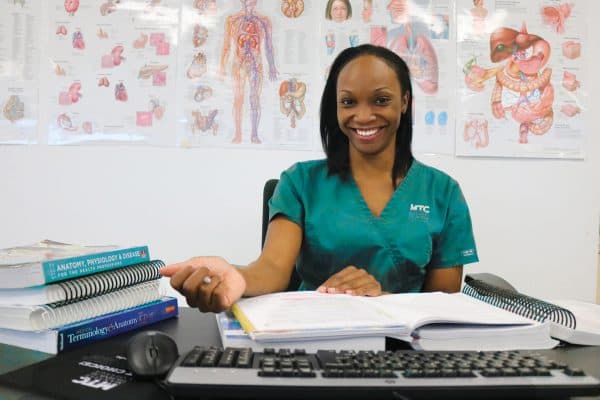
[456,0,587,158]
[0,0,40,144]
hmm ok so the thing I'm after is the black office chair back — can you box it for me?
[262,179,301,291]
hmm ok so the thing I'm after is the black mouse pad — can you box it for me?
[0,340,169,400]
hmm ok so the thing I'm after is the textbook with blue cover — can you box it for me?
[0,296,178,354]
[0,240,150,288]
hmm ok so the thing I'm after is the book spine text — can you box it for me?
[57,297,178,352]
[43,246,150,284]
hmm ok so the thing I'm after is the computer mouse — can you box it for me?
[127,330,179,379]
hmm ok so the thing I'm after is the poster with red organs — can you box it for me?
[456,0,587,159]
[175,0,321,150]
[45,0,180,145]
[332,0,456,155]
[0,1,41,144]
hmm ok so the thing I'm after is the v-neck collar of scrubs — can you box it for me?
[350,160,421,220]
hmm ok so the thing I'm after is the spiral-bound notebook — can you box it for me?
[0,259,164,306]
[462,273,600,346]
[0,280,164,331]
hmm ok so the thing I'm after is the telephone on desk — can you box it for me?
[464,273,518,294]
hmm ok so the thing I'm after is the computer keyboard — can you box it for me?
[164,346,600,399]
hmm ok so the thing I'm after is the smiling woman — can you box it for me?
[160,45,479,314]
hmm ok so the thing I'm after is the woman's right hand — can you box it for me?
[159,256,246,313]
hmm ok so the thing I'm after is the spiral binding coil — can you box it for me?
[462,278,576,329]
[32,279,164,331]
[51,260,164,304]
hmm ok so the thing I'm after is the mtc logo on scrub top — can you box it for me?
[409,204,430,222]
[410,204,430,213]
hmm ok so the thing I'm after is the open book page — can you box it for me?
[232,291,408,339]
[368,292,536,330]
[231,291,537,341]
[546,299,600,345]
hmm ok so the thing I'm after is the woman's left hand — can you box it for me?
[317,266,383,296]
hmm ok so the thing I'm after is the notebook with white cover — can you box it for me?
[0,280,163,331]
[546,299,600,346]
[462,273,600,346]
[0,260,164,306]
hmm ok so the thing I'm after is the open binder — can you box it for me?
[463,273,576,329]
[462,273,599,345]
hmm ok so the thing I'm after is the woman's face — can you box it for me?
[336,55,408,159]
[331,0,349,22]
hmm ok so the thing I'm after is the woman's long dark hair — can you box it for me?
[320,44,414,187]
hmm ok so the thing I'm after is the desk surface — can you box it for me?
[1,308,600,400]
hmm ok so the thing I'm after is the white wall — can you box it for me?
[1,3,599,303]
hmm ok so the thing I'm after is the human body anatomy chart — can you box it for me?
[0,0,40,144]
[351,0,455,154]
[0,1,588,157]
[456,0,586,158]
[176,0,320,149]
[46,0,180,145]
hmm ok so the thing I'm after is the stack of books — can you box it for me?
[0,240,178,354]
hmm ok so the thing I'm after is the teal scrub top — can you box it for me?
[268,159,479,293]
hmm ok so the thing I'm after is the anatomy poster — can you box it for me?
[0,0,41,144]
[320,0,455,154]
[456,0,587,158]
[46,0,180,145]
[176,0,321,150]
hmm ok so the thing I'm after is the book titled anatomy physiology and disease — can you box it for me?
[0,240,150,288]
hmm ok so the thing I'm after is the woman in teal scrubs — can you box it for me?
[161,45,478,312]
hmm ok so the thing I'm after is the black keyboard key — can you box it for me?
[278,348,292,357]
[501,367,518,377]
[258,367,277,377]
[564,367,586,377]
[218,348,237,367]
[343,369,361,377]
[441,368,458,377]
[298,367,316,377]
[481,368,502,377]
[403,368,424,378]
[322,369,343,378]
[517,367,536,376]
[457,368,476,377]
[200,349,221,367]
[534,367,552,376]
[181,348,203,367]
[236,348,253,368]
